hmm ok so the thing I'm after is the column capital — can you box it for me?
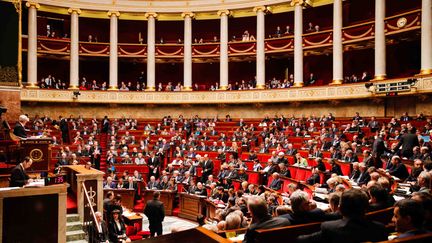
[107,11,120,17]
[68,8,82,15]
[144,12,158,19]
[217,10,231,17]
[253,6,268,13]
[181,12,195,19]
[25,1,40,9]
[290,0,312,7]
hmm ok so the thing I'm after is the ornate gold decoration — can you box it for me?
[0,66,19,85]
[80,45,109,54]
[256,84,265,89]
[183,86,192,91]
[67,8,82,15]
[304,34,332,46]
[330,79,343,85]
[181,12,195,19]
[40,43,68,53]
[397,17,408,28]
[108,85,118,90]
[342,27,374,39]
[266,40,293,50]
[118,46,146,56]
[156,47,183,56]
[193,46,219,55]
[374,75,387,81]
[145,86,156,91]
[68,85,79,90]
[290,0,311,7]
[29,148,43,162]
[25,1,40,9]
[13,0,22,86]
[293,82,304,87]
[253,6,266,13]
[229,43,255,53]
[107,11,120,17]
[144,12,158,19]
[217,10,231,17]
[420,69,432,75]
[219,85,228,90]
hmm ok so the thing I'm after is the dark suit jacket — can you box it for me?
[356,172,371,186]
[91,221,109,243]
[396,133,420,158]
[13,122,27,138]
[203,159,214,175]
[243,216,290,243]
[388,163,409,180]
[307,173,321,185]
[282,208,341,225]
[349,170,360,181]
[147,181,159,190]
[144,199,165,224]
[269,178,282,191]
[108,220,127,242]
[9,164,29,187]
[297,218,388,243]
[372,137,388,157]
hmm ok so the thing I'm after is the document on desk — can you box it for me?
[25,179,45,187]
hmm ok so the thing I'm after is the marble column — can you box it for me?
[421,0,432,75]
[331,0,343,85]
[293,2,304,87]
[218,10,230,90]
[68,8,81,89]
[145,12,157,91]
[108,11,120,90]
[374,0,386,80]
[182,12,194,91]
[254,6,266,89]
[26,2,40,88]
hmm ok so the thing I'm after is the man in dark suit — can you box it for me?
[356,162,370,186]
[387,155,409,181]
[10,156,33,187]
[297,189,388,243]
[147,152,160,180]
[269,173,282,191]
[202,155,214,183]
[392,199,428,239]
[13,114,29,139]
[144,191,165,237]
[147,176,159,190]
[89,141,102,170]
[395,130,420,158]
[91,211,109,243]
[281,190,341,225]
[372,132,389,160]
[243,196,290,243]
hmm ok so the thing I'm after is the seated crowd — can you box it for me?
[25,111,432,242]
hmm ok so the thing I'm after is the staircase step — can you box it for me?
[67,214,80,223]
[67,221,83,231]
[66,230,86,242]
[66,240,88,243]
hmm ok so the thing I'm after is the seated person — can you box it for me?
[298,189,388,243]
[294,153,308,167]
[392,199,429,239]
[269,172,282,191]
[411,192,432,230]
[243,196,290,243]
[367,184,392,212]
[281,190,340,225]
[108,210,131,243]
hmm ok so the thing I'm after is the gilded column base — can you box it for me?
[256,84,265,89]
[330,79,343,85]
[373,75,387,81]
[183,86,192,91]
[293,82,304,87]
[145,86,156,91]
[219,85,228,90]
[419,69,432,75]
[108,86,118,91]
[26,83,39,89]
[68,85,79,90]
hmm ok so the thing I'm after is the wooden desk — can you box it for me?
[178,192,206,221]
[63,165,104,223]
[122,211,143,231]
[142,189,176,216]
[0,184,67,243]
[104,189,135,210]
[204,199,225,219]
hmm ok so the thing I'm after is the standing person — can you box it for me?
[91,211,109,243]
[202,155,214,183]
[13,114,29,138]
[90,141,102,170]
[59,116,69,144]
[9,156,33,187]
[147,151,160,180]
[144,191,165,237]
[395,129,420,158]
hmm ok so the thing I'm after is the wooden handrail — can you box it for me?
[81,181,100,233]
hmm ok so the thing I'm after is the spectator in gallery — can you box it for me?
[285,25,291,34]
[194,38,198,44]
[174,83,182,92]
[135,82,141,91]
[212,36,218,42]
[275,26,282,37]
[126,81,134,91]
[306,22,314,32]
[91,80,100,90]
[118,82,128,91]
[88,34,93,42]
[209,85,216,91]
[242,30,250,41]
[193,83,200,91]
[199,38,204,43]
[100,82,107,91]
[177,38,182,44]
[360,71,372,82]
[315,25,320,32]
[214,82,219,90]
[308,73,317,85]
[249,35,256,41]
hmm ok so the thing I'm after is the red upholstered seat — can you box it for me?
[126,225,136,236]
[137,231,150,237]
[129,235,143,241]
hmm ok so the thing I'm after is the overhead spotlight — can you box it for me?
[72,91,81,99]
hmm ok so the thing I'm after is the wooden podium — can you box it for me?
[0,184,67,243]
[178,193,206,221]
[104,189,135,210]
[63,165,104,223]
[20,138,52,171]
